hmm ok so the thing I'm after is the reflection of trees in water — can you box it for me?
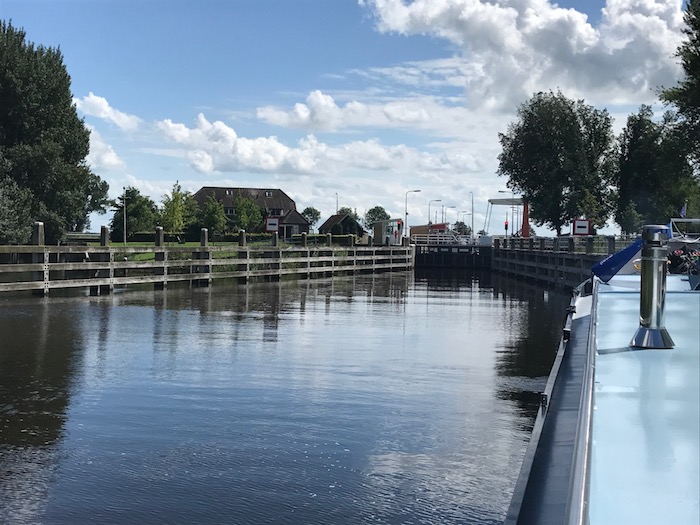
[490,272,571,428]
[0,299,85,446]
[0,298,87,523]
[415,268,571,429]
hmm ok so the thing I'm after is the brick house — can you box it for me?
[192,187,309,237]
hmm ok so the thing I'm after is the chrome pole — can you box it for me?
[630,225,674,349]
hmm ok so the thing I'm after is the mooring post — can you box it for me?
[272,232,279,247]
[301,232,307,248]
[31,222,48,296]
[154,226,166,290]
[92,225,113,295]
[238,230,248,283]
[326,233,332,247]
[585,236,594,255]
[195,228,211,287]
[630,225,674,349]
[607,236,616,255]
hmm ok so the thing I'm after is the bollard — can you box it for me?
[272,232,279,247]
[630,225,674,349]
[326,233,332,246]
[200,228,209,247]
[238,229,246,247]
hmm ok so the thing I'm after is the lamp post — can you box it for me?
[428,199,441,225]
[442,205,455,223]
[469,191,474,241]
[404,189,421,238]
[123,186,127,246]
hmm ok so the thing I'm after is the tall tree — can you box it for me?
[232,195,263,232]
[0,21,109,242]
[301,206,321,227]
[364,205,390,227]
[109,187,158,242]
[660,0,700,169]
[160,181,197,234]
[198,194,228,237]
[497,91,615,235]
[615,106,698,232]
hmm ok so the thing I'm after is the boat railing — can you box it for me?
[565,277,599,525]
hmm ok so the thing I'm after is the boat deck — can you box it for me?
[591,276,700,524]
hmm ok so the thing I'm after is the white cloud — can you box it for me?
[86,127,125,170]
[361,0,684,109]
[74,92,142,131]
[157,113,480,176]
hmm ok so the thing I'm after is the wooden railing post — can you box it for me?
[568,237,575,253]
[326,233,332,246]
[607,236,616,254]
[91,225,113,296]
[238,230,248,282]
[154,227,166,290]
[586,236,594,254]
[238,229,246,247]
[272,232,279,247]
[301,232,307,248]
[193,228,211,287]
[31,222,48,296]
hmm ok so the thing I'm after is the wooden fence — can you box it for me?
[0,224,414,296]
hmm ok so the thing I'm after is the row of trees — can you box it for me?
[498,1,700,234]
[110,183,271,241]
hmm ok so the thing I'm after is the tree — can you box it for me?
[110,187,158,241]
[0,22,109,242]
[232,195,262,232]
[160,181,197,234]
[0,178,33,244]
[660,0,700,169]
[615,106,698,231]
[301,206,321,227]
[453,221,472,237]
[364,205,390,227]
[198,194,228,237]
[338,206,361,223]
[497,91,615,235]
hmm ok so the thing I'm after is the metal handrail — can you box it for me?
[565,277,599,525]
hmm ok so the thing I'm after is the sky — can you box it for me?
[0,0,690,235]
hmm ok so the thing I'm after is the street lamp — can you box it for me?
[469,191,474,241]
[404,189,421,238]
[441,205,455,223]
[428,199,441,225]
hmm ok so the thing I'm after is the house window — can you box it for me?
[270,209,282,216]
[226,189,232,196]
[265,191,272,197]
[224,207,234,215]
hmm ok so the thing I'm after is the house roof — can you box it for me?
[318,213,365,233]
[281,209,310,225]
[193,187,296,213]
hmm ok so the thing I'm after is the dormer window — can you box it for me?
[265,191,273,197]
[225,189,232,196]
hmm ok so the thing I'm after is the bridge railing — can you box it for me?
[411,233,475,245]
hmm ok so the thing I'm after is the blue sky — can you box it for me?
[1,0,688,234]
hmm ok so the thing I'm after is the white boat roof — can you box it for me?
[590,275,700,524]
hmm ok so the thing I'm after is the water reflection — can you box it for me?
[0,272,567,524]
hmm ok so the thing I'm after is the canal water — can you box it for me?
[0,270,569,525]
